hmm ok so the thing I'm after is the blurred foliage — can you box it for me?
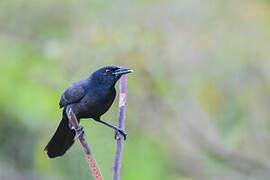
[0,0,270,180]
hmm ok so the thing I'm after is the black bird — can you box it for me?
[44,66,133,158]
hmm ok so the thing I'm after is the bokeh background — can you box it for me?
[1,0,270,179]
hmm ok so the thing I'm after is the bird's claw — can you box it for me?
[74,126,85,140]
[115,128,127,140]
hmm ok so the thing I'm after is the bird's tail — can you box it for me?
[44,110,76,158]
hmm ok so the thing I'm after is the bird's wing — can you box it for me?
[59,78,88,108]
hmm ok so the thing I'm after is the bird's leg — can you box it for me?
[66,106,76,130]
[65,106,85,140]
[95,119,127,140]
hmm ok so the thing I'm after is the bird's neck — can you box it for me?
[89,76,116,90]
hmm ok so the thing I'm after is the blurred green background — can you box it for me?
[1,0,270,179]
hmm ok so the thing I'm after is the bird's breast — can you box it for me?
[76,88,116,119]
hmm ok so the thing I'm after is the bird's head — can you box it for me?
[90,66,133,87]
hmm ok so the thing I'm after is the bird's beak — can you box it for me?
[113,67,134,76]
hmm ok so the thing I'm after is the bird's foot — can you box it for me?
[74,126,85,140]
[114,128,127,140]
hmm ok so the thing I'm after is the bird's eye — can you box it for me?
[105,69,111,73]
